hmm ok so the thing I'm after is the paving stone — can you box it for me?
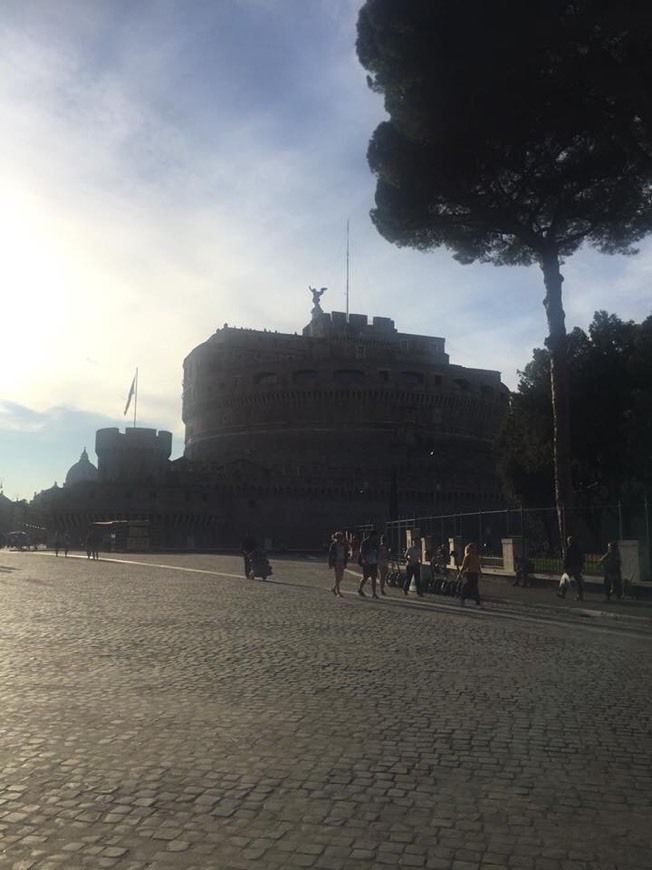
[0,551,650,870]
[399,854,426,867]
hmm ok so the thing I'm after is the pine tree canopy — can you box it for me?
[357,0,652,543]
[356,0,652,265]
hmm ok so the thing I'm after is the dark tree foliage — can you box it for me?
[496,347,557,508]
[498,311,652,506]
[356,0,652,542]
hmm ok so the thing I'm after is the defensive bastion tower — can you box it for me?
[95,427,173,482]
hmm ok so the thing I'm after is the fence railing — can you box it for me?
[360,500,651,572]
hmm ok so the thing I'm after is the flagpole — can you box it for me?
[346,219,350,322]
[123,369,137,421]
[133,367,138,428]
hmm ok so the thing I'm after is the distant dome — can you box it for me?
[65,448,98,487]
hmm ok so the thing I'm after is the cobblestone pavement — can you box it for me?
[1,550,651,870]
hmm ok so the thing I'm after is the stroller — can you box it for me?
[386,556,404,589]
[245,548,273,580]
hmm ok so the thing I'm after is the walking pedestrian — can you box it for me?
[600,541,622,601]
[403,538,423,597]
[378,535,391,596]
[513,554,529,587]
[62,531,71,557]
[327,531,349,597]
[85,528,100,561]
[358,530,380,599]
[53,531,61,557]
[458,542,482,607]
[558,536,585,601]
[241,533,258,579]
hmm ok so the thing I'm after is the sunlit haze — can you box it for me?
[1,0,651,500]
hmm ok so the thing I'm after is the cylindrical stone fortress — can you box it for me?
[182,310,509,538]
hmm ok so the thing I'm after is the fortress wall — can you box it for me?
[180,314,510,526]
[183,386,506,459]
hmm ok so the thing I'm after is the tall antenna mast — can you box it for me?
[346,219,350,322]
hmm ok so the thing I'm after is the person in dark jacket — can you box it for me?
[403,538,423,597]
[85,528,100,560]
[600,541,622,601]
[513,555,529,587]
[241,534,258,579]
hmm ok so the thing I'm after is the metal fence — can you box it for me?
[371,500,651,576]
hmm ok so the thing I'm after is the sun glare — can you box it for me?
[0,188,74,399]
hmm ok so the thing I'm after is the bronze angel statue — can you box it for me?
[309,286,327,305]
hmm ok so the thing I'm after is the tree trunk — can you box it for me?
[540,247,573,552]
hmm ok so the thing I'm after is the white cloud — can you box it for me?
[1,1,651,500]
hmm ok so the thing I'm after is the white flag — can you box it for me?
[123,372,137,415]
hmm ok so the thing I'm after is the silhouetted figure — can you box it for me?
[600,541,622,601]
[241,534,258,579]
[459,542,482,607]
[513,555,529,587]
[328,531,349,597]
[403,538,423,597]
[559,536,585,601]
[86,529,100,560]
[358,530,380,599]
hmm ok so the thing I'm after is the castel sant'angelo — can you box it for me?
[34,289,509,549]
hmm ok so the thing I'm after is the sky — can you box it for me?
[1,0,651,501]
